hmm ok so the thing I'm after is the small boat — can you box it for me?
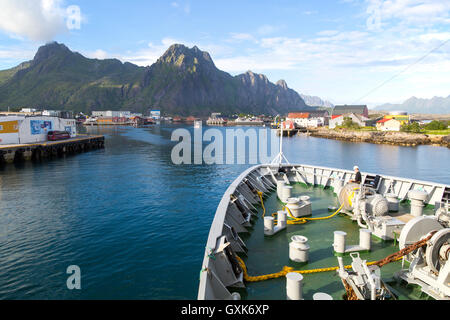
[83,117,98,126]
[194,120,202,129]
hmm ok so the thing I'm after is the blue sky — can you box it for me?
[0,0,449,107]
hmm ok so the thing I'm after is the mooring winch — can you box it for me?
[336,183,432,241]
[396,212,450,300]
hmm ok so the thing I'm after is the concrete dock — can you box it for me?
[0,134,105,164]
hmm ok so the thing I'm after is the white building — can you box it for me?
[92,111,133,118]
[0,116,76,145]
[286,112,327,128]
[150,110,161,120]
[20,108,37,113]
[376,118,402,131]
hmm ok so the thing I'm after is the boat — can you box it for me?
[198,132,450,301]
[83,117,98,125]
[207,116,227,125]
[194,120,202,128]
[229,117,264,126]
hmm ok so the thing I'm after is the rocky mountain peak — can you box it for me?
[238,70,270,86]
[158,44,215,70]
[33,42,72,63]
[276,79,288,90]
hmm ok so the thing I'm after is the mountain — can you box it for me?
[375,96,450,114]
[300,94,334,108]
[0,42,313,116]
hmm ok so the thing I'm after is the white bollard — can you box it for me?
[277,181,286,199]
[286,272,304,300]
[277,210,287,229]
[300,195,310,202]
[289,235,310,263]
[231,292,241,300]
[264,216,274,234]
[313,292,333,300]
[359,229,372,251]
[286,198,301,217]
[333,231,347,254]
[281,185,293,203]
[408,190,428,217]
[410,199,425,217]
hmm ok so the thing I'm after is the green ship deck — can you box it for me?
[237,183,435,300]
[198,164,449,300]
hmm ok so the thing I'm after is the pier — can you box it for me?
[0,134,105,164]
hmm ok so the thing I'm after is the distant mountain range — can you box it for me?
[300,94,334,108]
[375,96,450,114]
[0,42,320,116]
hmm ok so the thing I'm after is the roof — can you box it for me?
[385,115,409,121]
[287,113,309,119]
[332,105,368,116]
[377,118,390,123]
[288,110,329,119]
[352,113,370,122]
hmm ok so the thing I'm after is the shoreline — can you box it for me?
[307,127,450,148]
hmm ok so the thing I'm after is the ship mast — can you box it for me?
[271,119,290,165]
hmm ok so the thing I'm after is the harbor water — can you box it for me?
[0,124,448,299]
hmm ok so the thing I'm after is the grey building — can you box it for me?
[332,105,369,118]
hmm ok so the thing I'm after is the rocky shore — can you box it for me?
[307,128,450,148]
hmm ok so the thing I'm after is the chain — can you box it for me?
[342,279,359,300]
[374,231,436,268]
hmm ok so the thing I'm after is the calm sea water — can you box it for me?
[0,124,448,299]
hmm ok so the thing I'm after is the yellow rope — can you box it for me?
[257,191,266,217]
[236,255,401,282]
[271,202,345,225]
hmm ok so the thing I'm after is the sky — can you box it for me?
[0,0,449,107]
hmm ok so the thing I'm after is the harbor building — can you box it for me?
[286,110,329,128]
[150,110,161,120]
[92,111,135,118]
[376,111,409,131]
[376,118,402,131]
[329,113,370,129]
[90,111,144,125]
[0,115,76,145]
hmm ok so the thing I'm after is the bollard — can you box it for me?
[286,272,304,300]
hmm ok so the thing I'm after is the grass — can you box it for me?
[423,129,450,135]
[333,126,377,131]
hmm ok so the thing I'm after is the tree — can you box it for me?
[424,120,447,131]
[401,122,422,133]
[341,117,360,129]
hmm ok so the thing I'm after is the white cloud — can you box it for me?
[88,49,108,60]
[227,33,258,43]
[317,30,340,36]
[0,46,36,60]
[170,1,191,15]
[366,0,450,27]
[0,0,81,41]
[257,25,281,36]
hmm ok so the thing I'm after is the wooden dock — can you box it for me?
[0,134,105,164]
